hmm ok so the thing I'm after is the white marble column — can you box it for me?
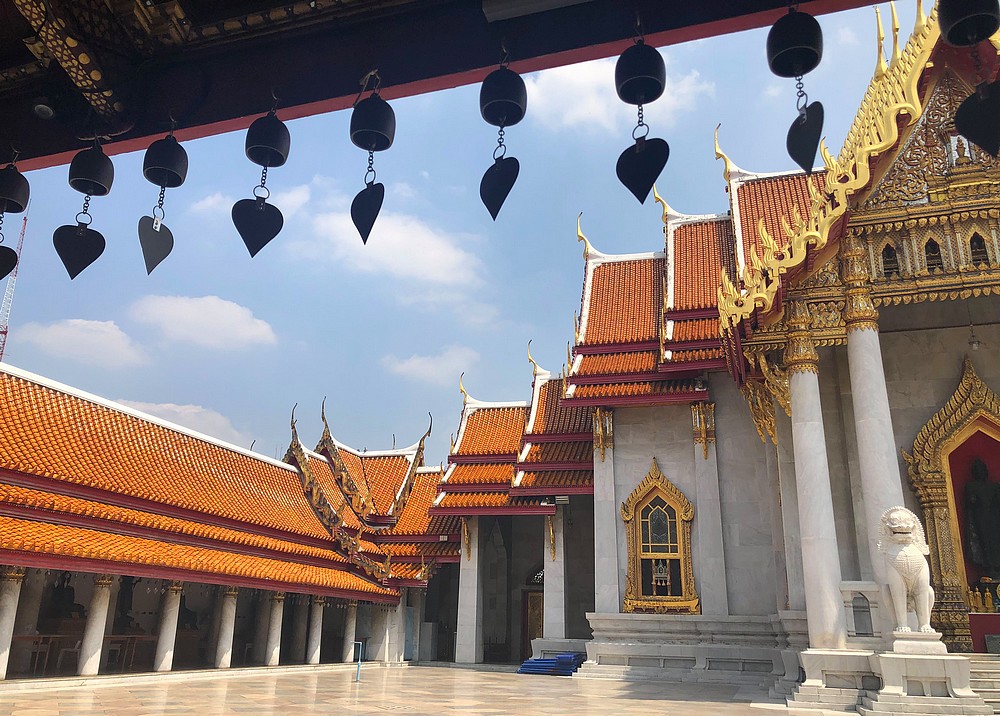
[388,590,407,662]
[455,517,483,663]
[252,592,269,664]
[410,590,423,661]
[79,574,114,676]
[342,602,357,662]
[775,407,806,612]
[692,404,730,615]
[264,592,284,666]
[369,605,389,662]
[153,581,183,672]
[306,597,324,665]
[592,408,620,613]
[543,509,567,638]
[786,303,847,650]
[213,586,238,669]
[289,597,309,664]
[0,567,25,679]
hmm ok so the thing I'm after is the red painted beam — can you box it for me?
[428,505,556,517]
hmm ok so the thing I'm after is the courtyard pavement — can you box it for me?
[0,664,848,715]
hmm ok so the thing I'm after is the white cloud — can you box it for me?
[381,345,480,386]
[290,209,484,287]
[837,26,860,46]
[189,192,235,217]
[129,295,277,349]
[16,319,145,368]
[763,83,783,99]
[390,181,417,200]
[274,184,310,217]
[116,400,253,447]
[524,53,713,134]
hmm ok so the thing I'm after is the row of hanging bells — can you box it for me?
[0,155,29,281]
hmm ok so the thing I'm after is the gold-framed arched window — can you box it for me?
[621,459,699,614]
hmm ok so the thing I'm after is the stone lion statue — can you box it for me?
[878,506,935,633]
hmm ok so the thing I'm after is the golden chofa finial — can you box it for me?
[290,403,299,441]
[459,371,469,403]
[874,7,887,79]
[652,184,669,226]
[714,124,735,184]
[573,310,581,344]
[577,212,593,260]
[527,339,541,376]
[889,1,901,65]
[915,0,925,33]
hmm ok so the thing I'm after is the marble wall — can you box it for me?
[566,495,595,638]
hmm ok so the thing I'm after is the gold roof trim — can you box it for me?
[718,5,940,334]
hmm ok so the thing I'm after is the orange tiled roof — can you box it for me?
[445,463,514,485]
[428,514,461,534]
[516,471,593,490]
[581,257,664,345]
[454,405,527,456]
[0,483,351,566]
[437,492,511,509]
[0,515,393,597]
[522,442,592,465]
[570,379,702,400]
[337,451,412,514]
[671,218,733,311]
[669,319,718,342]
[389,470,448,535]
[736,173,826,269]
[0,370,329,542]
[530,378,594,435]
[379,542,459,558]
[575,351,658,376]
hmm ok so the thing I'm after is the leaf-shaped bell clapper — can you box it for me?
[0,163,29,215]
[351,93,396,151]
[615,41,665,105]
[143,135,188,188]
[245,112,290,167]
[480,67,527,127]
[766,10,823,78]
[939,0,1000,47]
[69,145,114,196]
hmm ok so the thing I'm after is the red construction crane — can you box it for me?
[0,215,27,363]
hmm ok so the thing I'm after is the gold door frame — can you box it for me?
[903,357,1000,652]
[621,458,700,614]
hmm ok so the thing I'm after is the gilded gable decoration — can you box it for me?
[690,402,716,459]
[621,459,699,614]
[317,401,374,519]
[903,358,1000,653]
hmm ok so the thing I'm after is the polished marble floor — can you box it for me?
[0,665,839,715]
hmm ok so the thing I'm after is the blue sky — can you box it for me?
[5,3,915,461]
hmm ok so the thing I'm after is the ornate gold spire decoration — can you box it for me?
[714,124,736,184]
[652,184,669,226]
[577,212,592,260]
[459,372,468,404]
[874,7,887,79]
[889,2,901,65]
[527,340,541,376]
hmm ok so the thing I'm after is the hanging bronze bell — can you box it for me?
[143,135,188,188]
[245,113,290,168]
[615,41,665,105]
[480,67,527,127]
[68,145,114,196]
[351,93,396,151]
[0,164,29,214]
[767,10,823,78]
[939,0,1000,47]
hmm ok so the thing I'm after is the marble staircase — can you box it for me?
[969,654,1000,714]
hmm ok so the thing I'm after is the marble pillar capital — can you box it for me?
[94,574,114,589]
[272,591,286,604]
[841,235,879,332]
[0,567,25,584]
[312,596,325,607]
[784,301,819,375]
[223,585,239,599]
[167,581,184,595]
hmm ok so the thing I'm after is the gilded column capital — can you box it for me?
[312,596,326,607]
[167,581,184,595]
[1,566,26,583]
[841,235,879,332]
[784,301,819,375]
[94,574,114,589]
[223,585,239,599]
[272,591,286,603]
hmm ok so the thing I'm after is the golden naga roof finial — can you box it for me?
[566,341,573,372]
[320,396,334,443]
[914,0,925,33]
[714,124,736,184]
[459,372,469,403]
[527,339,541,376]
[573,310,581,344]
[874,6,887,79]
[577,212,594,260]
[889,1,901,66]
[423,412,433,440]
[652,184,670,226]
[290,402,299,441]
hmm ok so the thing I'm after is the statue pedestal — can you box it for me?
[861,634,992,715]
